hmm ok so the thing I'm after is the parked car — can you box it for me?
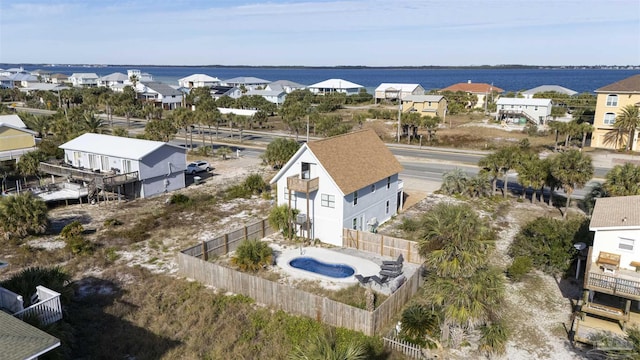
[185,161,211,174]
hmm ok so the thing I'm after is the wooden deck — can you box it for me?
[574,311,640,344]
[287,175,319,193]
[583,247,640,301]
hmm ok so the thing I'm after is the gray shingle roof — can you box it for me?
[0,311,60,360]
[590,195,640,229]
[141,81,183,96]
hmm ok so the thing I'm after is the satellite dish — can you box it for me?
[574,242,586,251]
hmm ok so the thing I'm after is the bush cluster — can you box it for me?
[506,256,533,281]
[225,174,268,200]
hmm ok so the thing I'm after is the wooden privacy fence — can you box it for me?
[178,221,422,335]
[182,219,274,260]
[178,252,421,336]
[343,229,425,264]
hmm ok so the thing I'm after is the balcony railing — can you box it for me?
[287,175,319,193]
[13,286,63,326]
[584,247,640,301]
[39,162,139,187]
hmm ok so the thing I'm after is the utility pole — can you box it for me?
[397,94,402,143]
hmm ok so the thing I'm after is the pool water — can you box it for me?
[289,257,355,278]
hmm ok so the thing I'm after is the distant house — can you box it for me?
[266,80,306,94]
[178,74,221,88]
[0,75,12,89]
[8,72,39,88]
[97,72,129,88]
[42,133,187,199]
[210,86,242,100]
[30,69,52,82]
[308,79,364,96]
[441,81,504,108]
[495,98,552,125]
[591,74,640,151]
[402,95,447,118]
[245,89,286,105]
[136,82,183,110]
[68,73,99,87]
[49,73,69,84]
[0,114,38,162]
[270,129,404,246]
[576,195,640,341]
[218,108,258,117]
[374,83,425,103]
[222,77,271,92]
[522,85,578,99]
[127,69,153,82]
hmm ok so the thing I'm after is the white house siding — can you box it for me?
[591,229,640,271]
[63,150,140,174]
[342,174,399,234]
[274,150,345,246]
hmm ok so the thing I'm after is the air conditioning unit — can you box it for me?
[296,213,307,225]
[367,217,378,226]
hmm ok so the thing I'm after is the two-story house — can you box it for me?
[576,195,640,342]
[136,82,184,110]
[591,74,640,151]
[270,129,404,246]
[402,95,447,118]
[221,77,271,92]
[266,80,306,94]
[441,81,504,109]
[245,89,286,105]
[0,114,38,162]
[97,72,129,89]
[308,79,364,96]
[496,97,553,125]
[375,83,425,103]
[178,74,221,88]
[68,73,99,87]
[40,133,186,199]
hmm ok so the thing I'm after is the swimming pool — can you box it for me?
[289,257,355,278]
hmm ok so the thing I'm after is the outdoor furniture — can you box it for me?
[379,269,403,278]
[596,251,620,270]
[382,253,404,266]
[355,274,371,285]
[370,275,388,286]
[381,263,402,272]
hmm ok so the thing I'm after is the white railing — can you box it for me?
[13,286,62,325]
[383,336,434,359]
[0,287,24,314]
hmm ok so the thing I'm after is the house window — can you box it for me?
[619,238,635,251]
[101,156,110,171]
[371,184,375,193]
[284,188,297,207]
[122,159,132,173]
[301,162,310,179]
[353,191,358,206]
[606,94,618,107]
[386,200,390,214]
[603,112,616,125]
[88,154,97,169]
[321,194,335,208]
[387,176,391,189]
[352,218,357,230]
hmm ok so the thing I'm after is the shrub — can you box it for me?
[399,218,420,233]
[0,192,48,241]
[506,256,533,281]
[169,193,192,205]
[0,266,71,306]
[479,322,509,356]
[60,221,94,255]
[243,174,267,195]
[268,205,299,240]
[231,239,273,272]
[225,184,252,200]
[103,218,123,227]
[399,304,441,349]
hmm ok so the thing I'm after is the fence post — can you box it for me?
[261,219,266,238]
[224,234,229,254]
[407,241,411,263]
[201,241,208,261]
[380,235,384,256]
[244,225,248,241]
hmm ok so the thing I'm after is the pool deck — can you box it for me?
[271,244,420,295]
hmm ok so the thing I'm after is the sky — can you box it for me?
[0,0,639,66]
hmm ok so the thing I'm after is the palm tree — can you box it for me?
[230,239,273,272]
[417,203,493,278]
[465,174,492,198]
[0,192,48,240]
[604,163,640,196]
[578,122,593,150]
[82,111,105,134]
[440,168,468,195]
[549,149,594,218]
[288,330,366,360]
[21,112,50,138]
[547,121,566,151]
[478,152,503,194]
[0,266,71,307]
[399,304,441,348]
[171,107,194,148]
[615,104,640,151]
[16,150,47,180]
[516,154,548,203]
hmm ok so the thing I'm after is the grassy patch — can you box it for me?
[295,281,388,309]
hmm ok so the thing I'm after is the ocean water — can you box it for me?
[3,64,638,94]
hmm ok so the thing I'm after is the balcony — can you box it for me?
[584,247,640,301]
[39,162,139,188]
[1,286,63,326]
[287,175,319,193]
